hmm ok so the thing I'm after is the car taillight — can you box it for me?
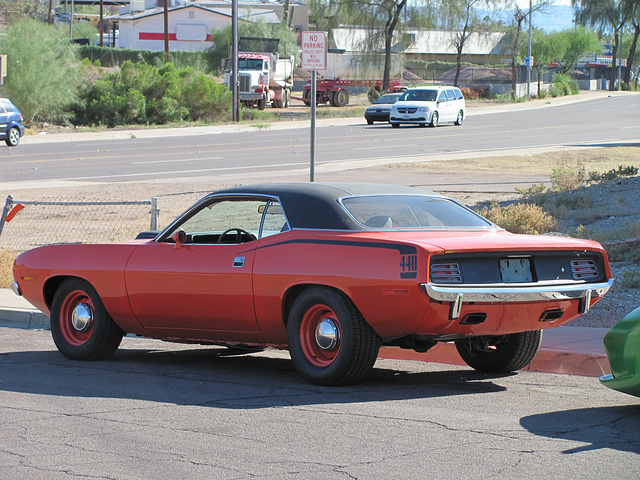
[571,259,598,279]
[430,263,462,283]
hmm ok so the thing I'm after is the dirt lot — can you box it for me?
[2,143,639,328]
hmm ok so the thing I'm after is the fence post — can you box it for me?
[150,197,159,231]
[0,195,14,240]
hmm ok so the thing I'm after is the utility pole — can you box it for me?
[527,0,532,99]
[164,0,170,63]
[232,0,239,122]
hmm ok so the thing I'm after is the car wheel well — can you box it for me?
[43,276,87,310]
[283,284,354,327]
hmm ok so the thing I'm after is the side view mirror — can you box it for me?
[172,230,187,249]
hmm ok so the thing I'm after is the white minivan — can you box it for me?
[389,86,465,128]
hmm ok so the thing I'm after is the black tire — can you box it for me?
[333,89,349,107]
[6,127,20,146]
[391,123,400,128]
[287,287,380,386]
[50,278,124,360]
[430,111,439,128]
[367,119,374,125]
[302,89,311,106]
[454,110,464,125]
[455,330,542,373]
[257,96,266,110]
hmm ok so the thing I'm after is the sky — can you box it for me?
[515,0,572,6]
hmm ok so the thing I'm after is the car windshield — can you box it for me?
[399,89,438,102]
[341,195,493,229]
[374,94,399,104]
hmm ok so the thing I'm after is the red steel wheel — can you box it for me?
[288,287,380,386]
[58,289,96,346]
[50,278,124,361]
[298,304,342,367]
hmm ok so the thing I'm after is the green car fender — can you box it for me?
[600,305,640,397]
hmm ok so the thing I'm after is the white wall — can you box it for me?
[119,8,229,52]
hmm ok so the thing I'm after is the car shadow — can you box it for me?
[0,347,508,409]
[520,405,640,455]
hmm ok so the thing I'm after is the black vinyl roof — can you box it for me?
[215,183,439,230]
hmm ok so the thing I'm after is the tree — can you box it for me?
[528,29,565,94]
[507,1,551,96]
[573,0,635,90]
[0,19,82,125]
[349,0,408,93]
[446,0,497,86]
[624,3,640,84]
[558,26,602,74]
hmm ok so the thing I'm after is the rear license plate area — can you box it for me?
[499,258,532,283]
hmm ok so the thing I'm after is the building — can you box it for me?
[331,27,508,65]
[116,0,308,52]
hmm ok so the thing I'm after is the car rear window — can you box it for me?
[341,195,493,229]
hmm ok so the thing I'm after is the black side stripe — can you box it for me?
[243,239,418,279]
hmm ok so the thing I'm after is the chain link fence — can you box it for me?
[0,195,160,253]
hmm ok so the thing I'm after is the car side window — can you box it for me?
[446,89,456,101]
[170,199,265,244]
[260,200,289,237]
[454,88,464,100]
[437,92,447,102]
[0,105,6,114]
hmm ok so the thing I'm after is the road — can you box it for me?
[0,327,638,479]
[1,94,639,186]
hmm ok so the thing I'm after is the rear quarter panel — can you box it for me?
[252,230,441,342]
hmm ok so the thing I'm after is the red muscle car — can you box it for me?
[12,183,613,385]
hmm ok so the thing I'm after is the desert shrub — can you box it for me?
[515,182,546,197]
[0,19,82,124]
[477,200,556,234]
[550,73,579,97]
[460,87,478,99]
[588,165,639,184]
[0,248,18,289]
[550,157,587,191]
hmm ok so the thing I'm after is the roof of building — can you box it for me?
[332,27,507,56]
[116,4,280,23]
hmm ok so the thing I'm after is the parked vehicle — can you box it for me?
[390,86,466,128]
[223,37,294,110]
[0,99,25,146]
[601,305,640,397]
[12,183,612,385]
[364,93,402,124]
[303,50,407,107]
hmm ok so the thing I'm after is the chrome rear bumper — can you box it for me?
[421,279,613,319]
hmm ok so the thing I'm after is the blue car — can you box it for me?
[0,98,25,146]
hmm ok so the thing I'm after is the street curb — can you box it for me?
[1,309,49,330]
[379,343,611,378]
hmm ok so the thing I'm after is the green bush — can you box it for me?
[76,60,231,126]
[78,45,213,72]
[550,73,579,97]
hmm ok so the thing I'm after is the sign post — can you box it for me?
[301,31,327,182]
